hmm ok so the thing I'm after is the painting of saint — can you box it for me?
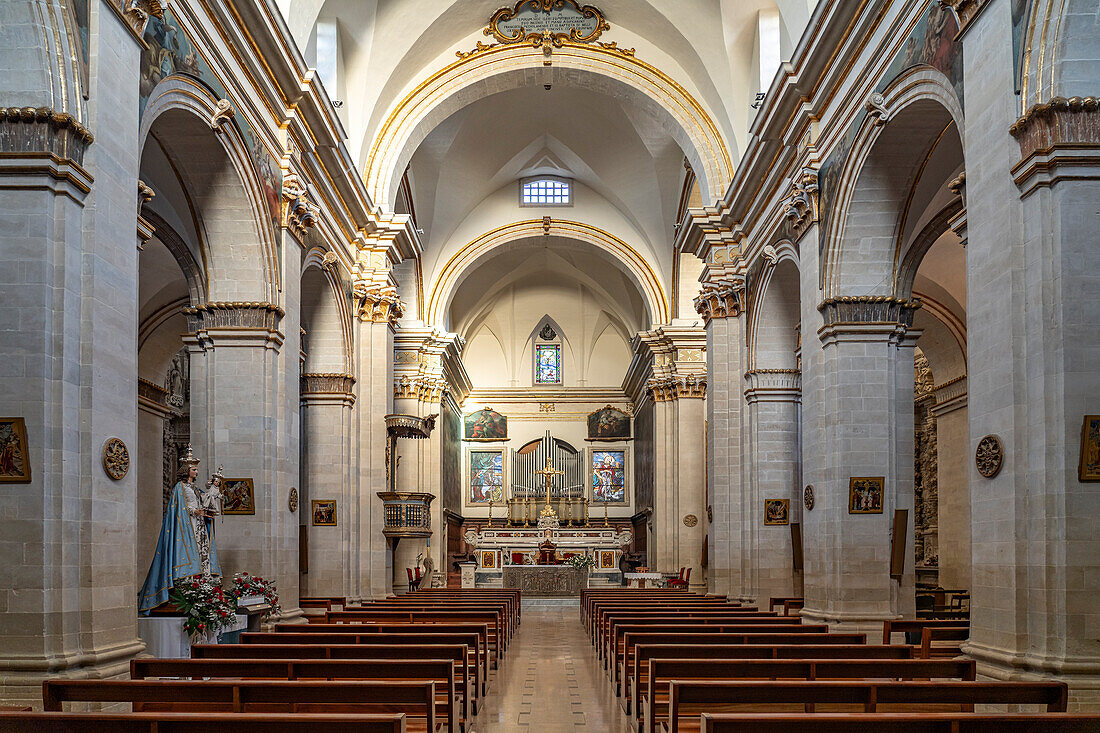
[0,418,31,483]
[469,451,504,503]
[591,450,626,503]
[587,406,631,441]
[221,478,256,515]
[848,477,885,514]
[464,408,507,441]
[764,498,789,526]
[312,499,337,526]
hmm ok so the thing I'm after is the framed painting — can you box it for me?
[312,499,337,526]
[480,549,500,569]
[764,498,789,526]
[849,476,885,514]
[587,405,631,441]
[221,478,256,515]
[599,550,617,569]
[591,450,626,504]
[464,407,507,441]
[0,417,31,483]
[1080,415,1100,481]
[469,450,504,503]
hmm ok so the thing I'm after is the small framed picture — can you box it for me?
[848,476,885,514]
[599,550,617,569]
[1079,415,1100,481]
[764,498,789,525]
[312,499,337,526]
[221,478,256,515]
[481,550,498,569]
[0,417,32,483]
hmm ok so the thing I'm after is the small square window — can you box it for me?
[520,177,572,207]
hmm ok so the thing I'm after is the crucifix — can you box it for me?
[534,457,565,514]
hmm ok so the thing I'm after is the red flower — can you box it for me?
[198,623,206,631]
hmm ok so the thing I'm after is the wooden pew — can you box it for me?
[323,610,507,659]
[360,601,514,640]
[397,590,520,626]
[697,713,1100,733]
[43,679,439,732]
[613,628,866,689]
[244,630,487,696]
[883,618,968,645]
[641,658,977,733]
[624,643,913,717]
[600,613,783,662]
[0,712,409,732]
[282,622,496,671]
[587,600,738,636]
[131,657,464,733]
[595,607,765,647]
[919,626,969,658]
[642,655,976,730]
[582,591,713,626]
[300,596,350,610]
[661,680,1068,733]
[768,597,803,614]
[192,643,477,715]
[783,599,805,616]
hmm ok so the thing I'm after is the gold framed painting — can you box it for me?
[1079,415,1100,481]
[311,499,337,526]
[481,550,498,569]
[599,550,617,569]
[0,417,31,483]
[221,478,256,515]
[764,498,789,526]
[849,476,885,514]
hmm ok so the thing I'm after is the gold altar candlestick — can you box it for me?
[524,494,531,527]
[603,498,610,528]
[584,499,590,527]
[487,500,494,528]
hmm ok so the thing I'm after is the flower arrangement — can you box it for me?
[168,575,237,639]
[228,572,282,620]
[567,554,596,570]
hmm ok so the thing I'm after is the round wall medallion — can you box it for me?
[976,435,1003,478]
[803,485,815,511]
[288,487,299,513]
[683,514,698,527]
[102,438,129,480]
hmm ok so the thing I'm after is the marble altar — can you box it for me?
[502,566,588,597]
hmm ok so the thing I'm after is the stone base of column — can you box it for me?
[963,640,1100,711]
[800,606,899,637]
[0,638,145,708]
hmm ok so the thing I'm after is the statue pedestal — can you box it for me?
[137,614,246,658]
[459,562,477,588]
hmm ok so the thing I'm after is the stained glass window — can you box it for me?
[469,451,503,503]
[535,344,561,384]
[520,177,571,206]
[592,450,626,503]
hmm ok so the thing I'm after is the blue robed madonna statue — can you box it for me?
[138,445,224,614]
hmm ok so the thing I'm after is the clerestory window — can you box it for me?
[520,176,572,206]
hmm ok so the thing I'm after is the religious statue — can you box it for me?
[138,445,223,614]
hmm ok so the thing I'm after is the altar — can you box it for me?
[463,523,631,588]
[502,566,588,596]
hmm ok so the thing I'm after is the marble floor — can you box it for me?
[476,602,634,732]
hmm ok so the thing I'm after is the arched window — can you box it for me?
[533,318,563,384]
[520,176,572,206]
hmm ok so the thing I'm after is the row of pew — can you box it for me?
[0,588,522,732]
[580,588,1097,733]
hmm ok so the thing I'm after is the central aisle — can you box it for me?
[477,602,634,732]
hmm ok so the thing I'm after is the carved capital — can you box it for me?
[354,282,404,323]
[0,106,94,164]
[394,375,447,403]
[1009,96,1100,160]
[781,166,819,239]
[182,301,285,332]
[938,0,986,32]
[818,296,921,329]
[121,0,166,36]
[647,374,707,401]
[693,279,746,322]
[300,372,356,396]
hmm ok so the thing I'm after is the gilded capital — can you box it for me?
[282,172,318,237]
[693,279,745,323]
[354,282,404,323]
[780,166,819,239]
[647,374,707,401]
[1009,96,1100,161]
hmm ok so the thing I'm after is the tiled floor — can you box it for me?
[476,602,635,732]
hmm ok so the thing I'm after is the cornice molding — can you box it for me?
[0,107,94,164]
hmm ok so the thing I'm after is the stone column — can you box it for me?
[635,326,708,590]
[185,298,301,615]
[932,378,968,589]
[0,1,146,704]
[694,275,748,598]
[958,1,1100,706]
[352,278,401,600]
[744,370,803,605]
[800,296,919,632]
[300,373,355,597]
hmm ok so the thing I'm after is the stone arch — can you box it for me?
[1020,0,1100,108]
[142,209,208,306]
[363,43,734,208]
[0,0,86,118]
[746,243,801,372]
[301,250,354,375]
[139,76,279,303]
[896,199,964,302]
[427,219,669,327]
[822,68,964,298]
